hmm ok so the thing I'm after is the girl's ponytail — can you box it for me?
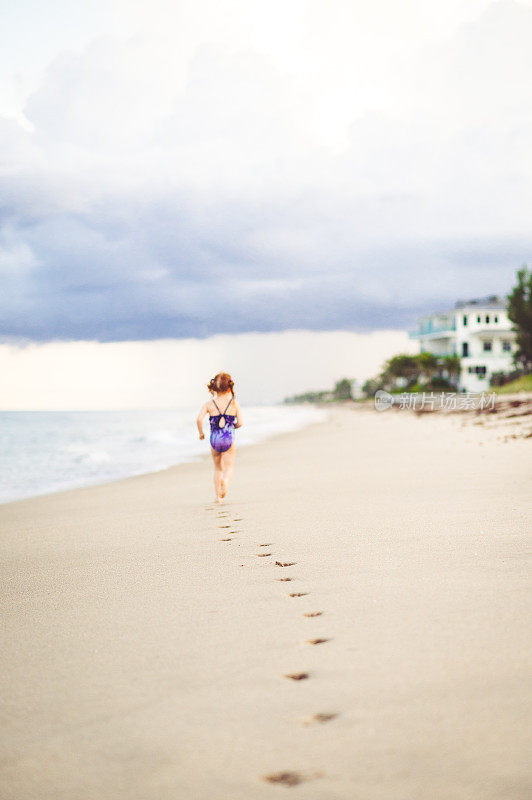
[207,372,235,397]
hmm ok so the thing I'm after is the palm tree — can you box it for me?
[442,354,461,388]
[416,352,438,384]
[385,354,420,388]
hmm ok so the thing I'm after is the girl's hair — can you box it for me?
[207,372,235,397]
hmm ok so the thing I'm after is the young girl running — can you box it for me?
[196,372,243,503]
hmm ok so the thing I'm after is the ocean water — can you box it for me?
[0,405,326,504]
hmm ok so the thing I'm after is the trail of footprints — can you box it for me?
[205,503,336,790]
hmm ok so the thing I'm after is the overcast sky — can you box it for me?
[0,0,530,406]
[2,0,530,340]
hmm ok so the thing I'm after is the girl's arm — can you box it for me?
[234,401,244,429]
[196,403,208,439]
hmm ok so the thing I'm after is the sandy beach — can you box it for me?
[1,402,530,800]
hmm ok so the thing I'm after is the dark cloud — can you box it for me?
[1,193,526,341]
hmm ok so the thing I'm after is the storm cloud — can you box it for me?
[1,0,531,342]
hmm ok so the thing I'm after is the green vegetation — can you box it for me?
[492,373,532,394]
[332,378,353,400]
[489,265,532,388]
[386,354,420,384]
[361,352,460,398]
[283,378,354,404]
[284,390,331,404]
[490,368,525,387]
[506,263,532,372]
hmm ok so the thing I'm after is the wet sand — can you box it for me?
[0,404,530,799]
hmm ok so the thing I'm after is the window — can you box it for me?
[502,340,511,352]
[477,315,481,323]
[494,315,498,323]
[483,340,492,352]
[470,365,487,375]
[462,315,468,326]
[485,314,490,323]
[462,342,469,357]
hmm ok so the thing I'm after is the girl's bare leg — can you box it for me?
[221,444,236,497]
[210,449,224,502]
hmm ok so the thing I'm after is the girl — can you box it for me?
[196,372,243,503]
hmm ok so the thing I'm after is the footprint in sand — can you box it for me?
[276,577,293,582]
[233,517,243,521]
[258,543,272,547]
[263,771,322,787]
[307,638,330,645]
[302,712,338,726]
[303,611,323,617]
[289,592,309,598]
[275,561,295,567]
[219,525,231,528]
[256,553,272,557]
[218,537,233,542]
[284,672,309,681]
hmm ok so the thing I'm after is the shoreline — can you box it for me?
[3,392,530,508]
[0,404,328,508]
[1,404,530,799]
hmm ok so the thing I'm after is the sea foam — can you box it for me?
[0,405,326,504]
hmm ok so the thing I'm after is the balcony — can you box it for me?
[409,323,456,339]
[472,326,514,337]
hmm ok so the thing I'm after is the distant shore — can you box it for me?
[1,404,530,799]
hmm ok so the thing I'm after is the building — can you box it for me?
[409,295,517,392]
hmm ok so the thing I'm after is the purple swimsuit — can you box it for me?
[209,397,236,453]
